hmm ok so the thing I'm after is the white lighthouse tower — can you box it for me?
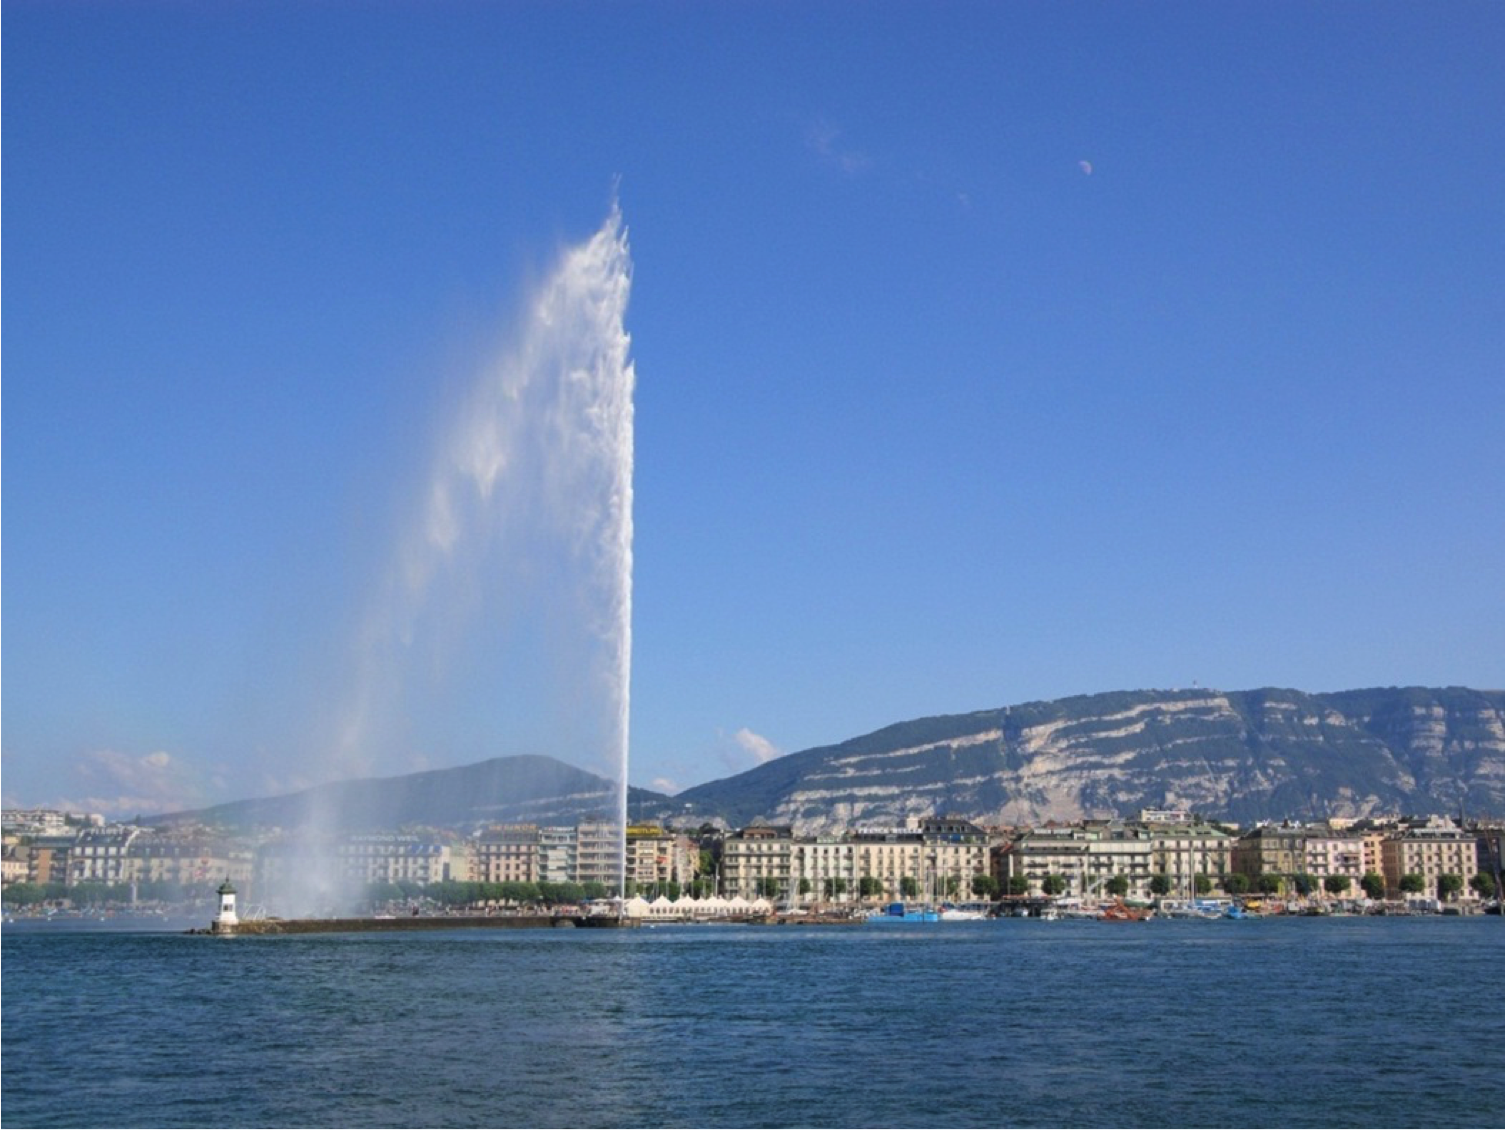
[211,878,239,935]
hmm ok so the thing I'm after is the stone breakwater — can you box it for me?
[191,914,633,935]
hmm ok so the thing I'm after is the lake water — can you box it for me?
[3,917,1503,1128]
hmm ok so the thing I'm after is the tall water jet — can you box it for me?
[293,205,635,908]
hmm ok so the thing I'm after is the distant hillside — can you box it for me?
[151,755,671,834]
[662,686,1505,832]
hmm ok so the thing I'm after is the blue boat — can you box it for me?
[868,901,940,923]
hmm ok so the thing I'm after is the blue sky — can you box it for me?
[5,2,1503,816]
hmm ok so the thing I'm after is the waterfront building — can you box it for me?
[538,826,576,884]
[625,826,697,892]
[1001,823,1154,900]
[917,816,993,898]
[1145,821,1233,894]
[844,817,991,902]
[474,825,541,884]
[1232,824,1308,885]
[339,834,455,886]
[68,827,142,886]
[1381,817,1478,899]
[721,825,795,898]
[575,821,623,888]
[1303,828,1366,892]
[127,831,255,892]
[791,835,857,903]
[23,837,74,886]
[1,847,29,886]
[1359,829,1389,880]
[848,824,923,900]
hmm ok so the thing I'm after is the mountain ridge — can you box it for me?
[151,686,1505,834]
[666,685,1505,832]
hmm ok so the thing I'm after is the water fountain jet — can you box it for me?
[276,205,635,914]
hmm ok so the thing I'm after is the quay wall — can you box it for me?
[198,914,630,935]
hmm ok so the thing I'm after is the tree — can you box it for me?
[971,875,1000,899]
[942,875,961,898]
[1105,875,1130,897]
[1399,873,1426,894]
[1323,875,1351,896]
[1222,873,1250,895]
[1,883,46,906]
[1257,874,1283,895]
[1007,876,1030,897]
[899,876,920,899]
[858,876,884,899]
[1148,875,1172,897]
[1194,874,1214,895]
[1469,872,1497,898]
[756,877,782,899]
[798,878,813,897]
[823,877,849,900]
[499,881,540,904]
[1437,874,1463,901]
[366,881,404,906]
[538,881,586,905]
[1291,873,1317,897]
[1041,874,1067,897]
[1360,872,1386,900]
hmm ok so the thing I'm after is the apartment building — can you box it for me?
[1381,817,1478,898]
[625,826,697,890]
[474,825,541,883]
[1003,822,1154,899]
[1145,821,1233,893]
[1303,828,1366,890]
[127,831,255,890]
[339,834,455,886]
[575,821,623,888]
[68,828,141,885]
[720,825,794,898]
[1232,824,1309,882]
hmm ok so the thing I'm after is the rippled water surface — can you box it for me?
[4,917,1503,1128]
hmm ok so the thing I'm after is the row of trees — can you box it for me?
[1,879,222,907]
[1027,871,1499,900]
[365,879,614,907]
[743,875,1006,901]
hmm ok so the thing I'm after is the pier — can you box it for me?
[190,913,635,935]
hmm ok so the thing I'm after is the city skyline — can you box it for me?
[6,5,1503,816]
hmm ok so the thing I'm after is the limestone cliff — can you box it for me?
[669,687,1505,832]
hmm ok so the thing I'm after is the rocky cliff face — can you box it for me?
[670,687,1505,832]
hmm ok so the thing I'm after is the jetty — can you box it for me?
[190,912,633,936]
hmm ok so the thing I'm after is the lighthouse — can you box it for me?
[212,878,239,935]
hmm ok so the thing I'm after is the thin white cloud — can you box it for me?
[806,118,870,174]
[650,776,681,796]
[734,727,783,766]
[59,749,206,818]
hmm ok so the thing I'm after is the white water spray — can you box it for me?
[299,206,635,906]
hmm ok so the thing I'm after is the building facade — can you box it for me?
[1381,818,1478,899]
